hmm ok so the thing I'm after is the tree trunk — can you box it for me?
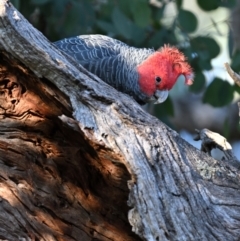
[0,1,240,241]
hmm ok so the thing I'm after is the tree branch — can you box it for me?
[0,1,240,241]
[194,128,240,168]
[224,62,240,87]
[224,63,240,119]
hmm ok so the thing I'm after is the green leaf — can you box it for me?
[190,71,206,93]
[130,24,147,46]
[176,0,183,8]
[51,1,66,15]
[97,21,116,34]
[153,3,166,22]
[31,0,50,5]
[178,10,197,33]
[147,29,176,48]
[203,78,234,107]
[112,7,133,39]
[198,58,212,70]
[95,1,116,19]
[196,0,219,11]
[234,84,240,94]
[130,0,151,28]
[191,36,220,59]
[117,0,132,17]
[63,1,95,36]
[147,30,167,48]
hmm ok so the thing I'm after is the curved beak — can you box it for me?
[153,90,169,104]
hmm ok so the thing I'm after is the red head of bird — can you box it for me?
[137,45,193,104]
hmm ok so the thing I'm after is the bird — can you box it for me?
[54,34,193,105]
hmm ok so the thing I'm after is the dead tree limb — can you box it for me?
[225,63,240,120]
[225,63,240,88]
[194,128,239,168]
[0,1,240,241]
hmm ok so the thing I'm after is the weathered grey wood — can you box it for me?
[0,1,240,241]
[224,63,240,88]
[194,128,240,169]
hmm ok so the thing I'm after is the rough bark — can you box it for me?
[0,1,240,241]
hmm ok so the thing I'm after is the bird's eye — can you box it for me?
[155,76,161,83]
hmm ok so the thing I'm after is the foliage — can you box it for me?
[11,0,238,120]
[203,78,234,107]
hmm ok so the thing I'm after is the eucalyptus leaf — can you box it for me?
[130,24,147,46]
[97,21,116,34]
[234,84,240,94]
[63,1,95,36]
[153,4,165,21]
[190,72,206,93]
[31,0,50,5]
[178,10,197,33]
[191,36,220,59]
[112,7,133,39]
[176,0,183,8]
[196,0,219,11]
[117,0,132,17]
[130,0,151,28]
[203,78,234,107]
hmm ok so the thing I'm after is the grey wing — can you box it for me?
[54,35,127,86]
[54,35,125,68]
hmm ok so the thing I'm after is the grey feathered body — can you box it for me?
[54,35,154,103]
